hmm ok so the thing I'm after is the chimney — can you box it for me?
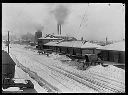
[59,24,61,35]
[57,24,60,35]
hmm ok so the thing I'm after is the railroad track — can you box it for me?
[10,52,96,93]
[10,53,62,93]
[56,66,124,93]
[10,48,125,93]
[25,52,124,93]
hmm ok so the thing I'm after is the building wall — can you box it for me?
[82,49,94,56]
[118,51,125,63]
[35,31,42,42]
[60,47,67,54]
[94,49,101,55]
[67,47,74,55]
[38,39,61,50]
[100,51,109,61]
[56,47,61,53]
[100,50,125,64]
[108,51,119,63]
[74,48,82,56]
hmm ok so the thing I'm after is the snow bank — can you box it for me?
[86,65,125,84]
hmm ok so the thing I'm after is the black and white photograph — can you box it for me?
[2,3,125,93]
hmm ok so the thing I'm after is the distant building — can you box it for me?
[44,40,101,56]
[37,34,77,50]
[35,31,42,43]
[38,37,62,50]
[46,34,77,41]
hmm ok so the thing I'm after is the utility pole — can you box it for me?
[106,36,108,45]
[8,31,10,54]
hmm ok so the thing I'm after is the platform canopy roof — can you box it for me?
[81,42,102,49]
[97,41,125,51]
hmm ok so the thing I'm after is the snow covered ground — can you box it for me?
[8,44,98,93]
[4,44,125,93]
[14,66,47,93]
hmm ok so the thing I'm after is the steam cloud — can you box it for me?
[52,5,69,25]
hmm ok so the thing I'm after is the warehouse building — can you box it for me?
[97,41,125,64]
[44,40,101,57]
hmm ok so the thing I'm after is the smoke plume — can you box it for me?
[51,5,70,25]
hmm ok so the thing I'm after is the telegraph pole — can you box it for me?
[8,31,10,54]
[106,36,108,45]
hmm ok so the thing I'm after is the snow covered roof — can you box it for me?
[53,34,67,37]
[81,42,102,49]
[72,41,84,48]
[57,41,74,47]
[97,41,125,51]
[44,41,58,46]
[38,37,62,40]
[44,41,102,49]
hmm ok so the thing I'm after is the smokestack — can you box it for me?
[57,24,60,35]
[57,24,61,35]
[52,5,70,35]
[59,24,61,35]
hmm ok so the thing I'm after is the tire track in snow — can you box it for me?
[10,49,81,92]
[10,48,98,93]
[10,50,90,93]
[10,53,62,93]
[11,46,124,93]
[21,52,118,93]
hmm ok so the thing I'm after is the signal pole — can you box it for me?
[8,31,9,54]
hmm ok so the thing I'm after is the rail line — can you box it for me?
[10,48,125,93]
[10,53,62,93]
[10,52,95,93]
[26,52,124,93]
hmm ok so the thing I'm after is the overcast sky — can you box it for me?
[2,3,125,41]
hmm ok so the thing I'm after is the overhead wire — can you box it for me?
[76,4,89,40]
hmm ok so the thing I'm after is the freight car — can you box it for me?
[2,50,36,93]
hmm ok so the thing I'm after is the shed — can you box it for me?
[97,41,125,63]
